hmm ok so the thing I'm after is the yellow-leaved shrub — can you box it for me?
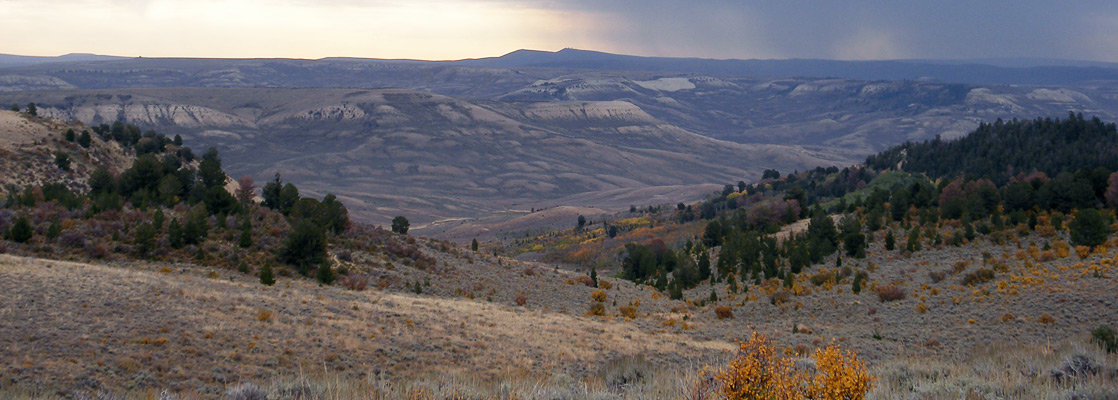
[713,332,874,400]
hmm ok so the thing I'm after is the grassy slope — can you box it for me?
[3,216,1118,398]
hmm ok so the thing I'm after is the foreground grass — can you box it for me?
[5,337,1115,399]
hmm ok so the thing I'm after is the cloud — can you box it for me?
[1,0,1117,61]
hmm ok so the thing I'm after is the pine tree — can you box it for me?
[471,238,479,252]
[238,219,253,248]
[8,216,32,243]
[152,209,165,230]
[134,222,156,256]
[78,131,92,148]
[168,218,183,249]
[65,129,76,142]
[884,230,895,251]
[259,263,275,286]
[316,263,335,285]
[1070,208,1111,247]
[391,216,409,235]
[590,267,598,287]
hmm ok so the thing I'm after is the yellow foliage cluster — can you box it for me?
[591,290,607,303]
[714,333,874,400]
[619,302,638,319]
[1053,240,1070,258]
[1075,245,1091,259]
[616,216,651,227]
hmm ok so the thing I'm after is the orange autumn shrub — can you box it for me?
[714,333,874,400]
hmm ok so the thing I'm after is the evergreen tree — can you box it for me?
[262,173,283,210]
[316,263,335,285]
[25,102,36,117]
[471,238,479,252]
[134,222,156,256]
[238,219,253,248]
[590,267,598,287]
[278,183,300,215]
[281,220,327,275]
[697,251,711,281]
[78,131,92,148]
[65,129,75,142]
[168,218,183,249]
[906,226,922,252]
[391,216,410,235]
[152,208,165,230]
[54,152,71,171]
[182,208,209,245]
[46,221,62,240]
[197,148,226,189]
[1070,208,1111,247]
[884,230,896,251]
[9,216,32,243]
[259,263,275,286]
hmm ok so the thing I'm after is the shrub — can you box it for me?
[577,275,596,287]
[928,270,946,283]
[1091,326,1117,353]
[515,292,527,306]
[960,268,995,286]
[1038,313,1056,324]
[1053,240,1071,258]
[770,290,791,306]
[713,332,873,400]
[226,383,269,400]
[1075,245,1091,259]
[587,301,605,316]
[715,306,733,320]
[915,303,928,314]
[338,274,368,291]
[875,285,906,302]
[619,302,637,318]
[808,343,875,400]
[591,290,607,303]
[256,310,272,322]
[599,280,612,290]
[810,270,835,287]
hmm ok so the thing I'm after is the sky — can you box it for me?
[3,0,1118,62]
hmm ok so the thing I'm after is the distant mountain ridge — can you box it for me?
[3,48,1118,86]
[453,48,1118,85]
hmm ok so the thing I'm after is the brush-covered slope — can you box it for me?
[0,110,131,193]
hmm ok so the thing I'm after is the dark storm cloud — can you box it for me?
[529,0,1118,61]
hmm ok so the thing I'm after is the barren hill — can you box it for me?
[0,88,849,234]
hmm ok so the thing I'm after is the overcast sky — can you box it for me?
[3,0,1117,61]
